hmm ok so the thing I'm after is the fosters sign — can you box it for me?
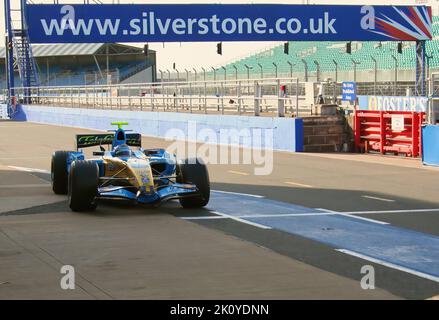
[358,95,428,112]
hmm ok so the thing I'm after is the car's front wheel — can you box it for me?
[68,160,99,212]
[177,158,210,208]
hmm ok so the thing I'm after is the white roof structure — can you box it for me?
[0,43,144,59]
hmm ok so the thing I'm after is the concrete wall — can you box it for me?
[21,105,304,152]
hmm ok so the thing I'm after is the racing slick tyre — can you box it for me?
[177,158,210,208]
[68,160,99,212]
[51,151,73,195]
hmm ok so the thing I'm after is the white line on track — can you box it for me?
[182,212,333,221]
[7,166,50,174]
[227,170,249,176]
[211,190,264,198]
[316,208,389,225]
[284,181,313,188]
[346,208,439,215]
[336,249,439,283]
[181,216,227,220]
[362,195,396,202]
[182,207,439,222]
[210,211,272,230]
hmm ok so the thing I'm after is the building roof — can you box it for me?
[0,43,144,59]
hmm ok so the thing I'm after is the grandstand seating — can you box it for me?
[0,59,151,88]
[218,16,439,77]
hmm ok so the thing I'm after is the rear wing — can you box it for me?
[76,133,142,149]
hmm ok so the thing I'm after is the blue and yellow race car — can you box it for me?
[51,122,210,212]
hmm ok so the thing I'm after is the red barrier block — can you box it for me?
[354,110,425,158]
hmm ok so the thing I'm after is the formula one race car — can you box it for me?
[51,122,210,212]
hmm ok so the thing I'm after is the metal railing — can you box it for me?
[12,77,307,117]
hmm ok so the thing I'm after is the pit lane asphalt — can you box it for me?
[1,121,438,299]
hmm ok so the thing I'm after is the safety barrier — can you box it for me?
[421,125,439,166]
[21,104,304,152]
[354,110,425,158]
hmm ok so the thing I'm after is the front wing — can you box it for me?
[97,183,199,204]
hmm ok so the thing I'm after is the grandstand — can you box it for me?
[0,43,156,88]
[202,16,439,83]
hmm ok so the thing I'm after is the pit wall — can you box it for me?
[20,105,304,152]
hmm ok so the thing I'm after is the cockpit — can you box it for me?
[113,144,132,158]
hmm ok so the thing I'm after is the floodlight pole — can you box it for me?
[159,69,164,82]
[166,69,171,82]
[184,68,190,82]
[222,66,227,81]
[201,67,206,81]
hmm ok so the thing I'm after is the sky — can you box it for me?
[0,0,436,70]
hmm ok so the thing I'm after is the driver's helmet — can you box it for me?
[114,144,132,157]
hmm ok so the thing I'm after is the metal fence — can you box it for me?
[6,77,438,118]
[11,78,308,117]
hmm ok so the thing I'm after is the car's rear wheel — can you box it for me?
[177,158,210,208]
[51,151,72,194]
[68,160,99,212]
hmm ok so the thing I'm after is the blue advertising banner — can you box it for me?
[342,82,357,102]
[25,4,433,43]
[358,95,428,112]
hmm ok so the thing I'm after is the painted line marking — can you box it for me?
[181,216,226,220]
[211,190,264,198]
[343,208,439,215]
[284,181,313,188]
[362,195,396,202]
[0,184,50,189]
[336,249,439,283]
[210,211,272,230]
[183,212,332,221]
[7,166,50,174]
[227,170,249,176]
[317,208,389,225]
[182,208,439,222]
[238,212,333,218]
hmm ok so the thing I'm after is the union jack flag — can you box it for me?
[370,6,432,41]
